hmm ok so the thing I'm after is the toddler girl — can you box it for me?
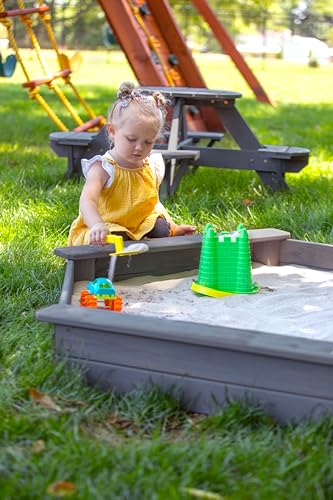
[68,81,196,246]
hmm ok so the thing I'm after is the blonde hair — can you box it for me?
[107,81,168,138]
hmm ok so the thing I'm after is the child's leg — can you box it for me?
[144,217,170,238]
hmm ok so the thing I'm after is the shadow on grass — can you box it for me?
[1,83,332,241]
[238,97,333,159]
[1,83,332,156]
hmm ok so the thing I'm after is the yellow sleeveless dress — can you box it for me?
[68,152,171,246]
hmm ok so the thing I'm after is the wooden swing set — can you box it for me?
[0,0,105,131]
[1,0,275,134]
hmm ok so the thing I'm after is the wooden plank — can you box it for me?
[97,0,169,86]
[251,240,282,266]
[280,239,333,270]
[37,304,333,365]
[54,234,201,260]
[53,229,291,282]
[258,145,309,159]
[54,229,290,261]
[146,0,207,88]
[145,0,224,131]
[0,5,49,18]
[53,324,333,400]
[67,358,333,423]
[50,131,97,146]
[74,259,96,282]
[141,86,242,101]
[114,247,200,280]
[59,259,74,305]
[190,0,272,105]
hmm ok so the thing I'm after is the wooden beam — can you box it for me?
[191,0,273,105]
[97,0,169,86]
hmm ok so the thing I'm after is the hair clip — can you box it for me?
[117,90,150,108]
[119,98,130,108]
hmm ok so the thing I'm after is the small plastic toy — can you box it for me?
[80,277,123,311]
[80,235,149,312]
[87,277,116,297]
[106,234,149,282]
[192,223,260,297]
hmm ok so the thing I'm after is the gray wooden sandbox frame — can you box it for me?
[36,229,333,423]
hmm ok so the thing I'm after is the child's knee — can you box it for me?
[145,217,170,238]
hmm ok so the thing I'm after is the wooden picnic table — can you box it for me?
[141,86,310,195]
[49,86,309,197]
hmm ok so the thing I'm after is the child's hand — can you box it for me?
[172,224,196,236]
[89,222,109,245]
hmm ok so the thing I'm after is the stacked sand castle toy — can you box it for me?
[192,223,260,297]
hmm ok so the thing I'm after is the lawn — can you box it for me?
[0,50,333,499]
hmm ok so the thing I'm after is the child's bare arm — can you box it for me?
[79,162,109,245]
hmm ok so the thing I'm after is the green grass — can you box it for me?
[1,50,333,499]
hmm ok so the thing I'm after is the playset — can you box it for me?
[0,0,104,131]
[0,0,272,131]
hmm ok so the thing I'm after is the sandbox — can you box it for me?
[36,229,333,423]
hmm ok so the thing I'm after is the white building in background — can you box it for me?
[0,39,9,49]
[0,25,8,50]
[236,32,330,64]
[236,33,282,57]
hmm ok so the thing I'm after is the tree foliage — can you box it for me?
[170,0,333,45]
[2,0,333,50]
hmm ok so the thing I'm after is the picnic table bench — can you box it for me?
[49,86,310,197]
[49,128,201,200]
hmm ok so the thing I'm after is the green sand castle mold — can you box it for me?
[192,223,260,297]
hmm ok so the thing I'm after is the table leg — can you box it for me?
[216,105,261,150]
[167,98,183,188]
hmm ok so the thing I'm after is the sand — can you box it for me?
[73,263,333,341]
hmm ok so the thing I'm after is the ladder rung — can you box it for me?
[0,5,49,18]
[73,116,106,132]
[22,69,72,89]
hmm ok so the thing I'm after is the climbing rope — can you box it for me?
[36,0,98,121]
[0,0,105,131]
